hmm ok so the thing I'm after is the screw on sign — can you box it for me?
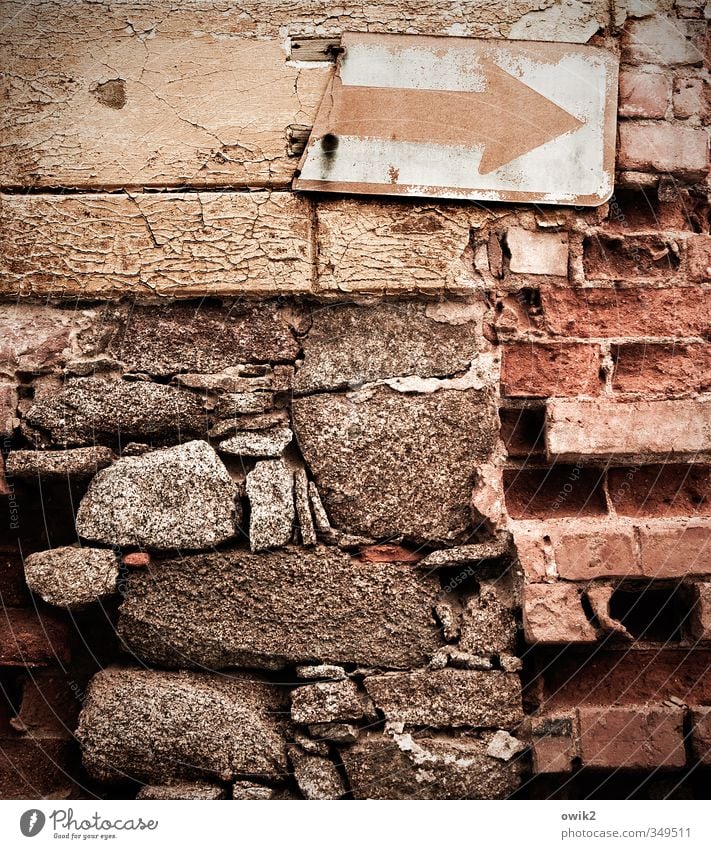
[295,32,618,206]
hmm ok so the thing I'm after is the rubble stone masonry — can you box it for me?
[0,0,709,800]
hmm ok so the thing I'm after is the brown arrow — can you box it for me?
[322,59,585,174]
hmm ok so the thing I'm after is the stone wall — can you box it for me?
[0,0,709,800]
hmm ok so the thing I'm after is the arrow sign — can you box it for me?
[294,33,618,206]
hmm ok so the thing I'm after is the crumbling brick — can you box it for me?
[501,343,602,398]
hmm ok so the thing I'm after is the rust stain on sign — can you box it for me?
[294,33,618,206]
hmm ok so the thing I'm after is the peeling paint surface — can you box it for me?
[295,32,618,206]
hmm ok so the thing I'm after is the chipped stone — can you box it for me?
[342,731,521,800]
[291,679,376,725]
[486,730,526,762]
[289,748,345,800]
[137,781,227,800]
[26,377,206,446]
[419,535,512,569]
[24,546,119,609]
[294,467,317,546]
[231,782,279,800]
[219,427,293,458]
[296,664,347,681]
[246,458,294,551]
[77,667,287,784]
[118,546,443,670]
[363,669,523,729]
[293,385,497,544]
[76,440,238,550]
[458,584,518,656]
[6,447,114,479]
[308,723,360,744]
[294,301,483,393]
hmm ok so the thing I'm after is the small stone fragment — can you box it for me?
[137,782,227,800]
[123,552,150,569]
[6,447,114,479]
[296,664,347,681]
[231,782,279,800]
[458,584,517,656]
[24,546,119,609]
[418,535,512,569]
[294,467,317,546]
[76,440,238,550]
[289,748,345,800]
[486,730,526,762]
[219,427,293,458]
[246,458,294,551]
[291,679,375,725]
[308,723,360,744]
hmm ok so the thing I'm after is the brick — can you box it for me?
[673,76,708,119]
[608,464,711,517]
[690,707,711,763]
[0,738,80,799]
[501,343,601,398]
[500,406,546,457]
[688,582,711,640]
[612,343,711,395]
[618,123,709,182]
[583,234,680,280]
[639,520,711,578]
[0,548,30,606]
[504,466,607,519]
[546,399,711,461]
[619,71,671,118]
[0,192,313,299]
[316,199,483,293]
[0,305,79,373]
[623,16,704,66]
[13,670,81,739]
[123,552,151,569]
[505,228,569,276]
[686,235,711,281]
[541,286,711,340]
[578,706,686,769]
[511,523,554,582]
[541,649,711,710]
[531,715,576,774]
[548,521,638,580]
[357,544,423,563]
[0,609,70,666]
[523,583,598,644]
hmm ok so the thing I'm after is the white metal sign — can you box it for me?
[294,33,618,206]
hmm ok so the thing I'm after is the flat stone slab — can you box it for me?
[294,301,483,393]
[24,546,119,609]
[219,427,293,457]
[77,667,287,784]
[6,447,114,479]
[118,546,444,670]
[76,440,238,550]
[292,385,497,543]
[363,669,523,729]
[26,377,206,446]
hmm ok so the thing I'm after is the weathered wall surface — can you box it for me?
[0,0,709,800]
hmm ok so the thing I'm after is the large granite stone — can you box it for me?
[24,546,119,609]
[26,377,206,446]
[107,302,300,376]
[341,730,522,799]
[77,667,287,783]
[294,301,483,393]
[292,385,497,543]
[118,546,444,670]
[76,440,238,550]
[246,458,294,551]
